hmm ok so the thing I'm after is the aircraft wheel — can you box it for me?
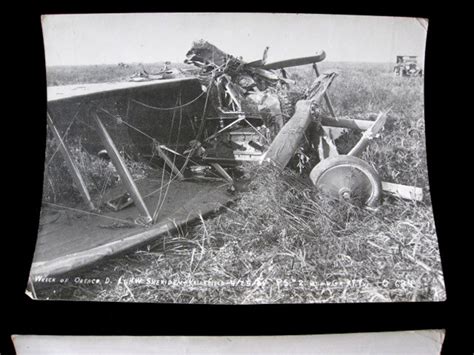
[309,155,382,208]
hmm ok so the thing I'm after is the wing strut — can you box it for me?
[92,110,152,224]
[312,63,336,118]
[47,112,95,211]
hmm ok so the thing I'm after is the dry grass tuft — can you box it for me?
[43,136,150,206]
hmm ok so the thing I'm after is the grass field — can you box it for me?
[36,61,445,303]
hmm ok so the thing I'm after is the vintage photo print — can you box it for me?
[28,13,445,304]
[11,330,446,354]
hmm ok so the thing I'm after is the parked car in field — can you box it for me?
[393,55,423,77]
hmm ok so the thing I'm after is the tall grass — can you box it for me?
[43,134,150,207]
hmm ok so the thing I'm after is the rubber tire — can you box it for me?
[309,155,382,208]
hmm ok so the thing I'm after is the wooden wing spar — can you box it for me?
[47,77,201,103]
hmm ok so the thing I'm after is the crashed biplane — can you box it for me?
[31,40,422,279]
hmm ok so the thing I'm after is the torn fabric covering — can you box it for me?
[185,40,310,140]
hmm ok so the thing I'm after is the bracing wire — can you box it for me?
[130,90,206,111]
[43,202,138,226]
[155,93,184,221]
[46,103,83,167]
[153,91,184,222]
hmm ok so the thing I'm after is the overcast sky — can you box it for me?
[41,13,428,66]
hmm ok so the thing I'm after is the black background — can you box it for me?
[2,3,470,354]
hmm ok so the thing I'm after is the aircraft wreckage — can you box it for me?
[31,40,423,278]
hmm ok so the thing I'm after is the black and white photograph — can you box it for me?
[28,12,445,304]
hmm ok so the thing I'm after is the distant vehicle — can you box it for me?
[393,56,423,77]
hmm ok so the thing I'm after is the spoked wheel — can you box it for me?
[309,155,382,208]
